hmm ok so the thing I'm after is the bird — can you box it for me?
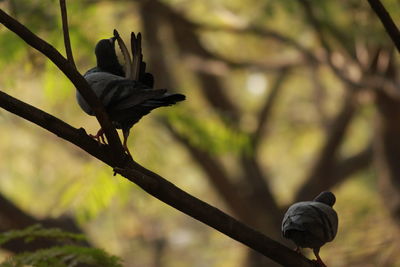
[76,32,185,154]
[281,191,338,267]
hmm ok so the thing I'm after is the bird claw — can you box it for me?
[90,128,132,159]
[122,138,133,158]
[123,145,132,158]
[89,129,106,145]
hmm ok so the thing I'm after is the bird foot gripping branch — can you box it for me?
[76,30,185,156]
[89,128,106,144]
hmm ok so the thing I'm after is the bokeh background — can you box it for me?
[1,0,400,266]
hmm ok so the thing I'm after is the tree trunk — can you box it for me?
[375,89,400,225]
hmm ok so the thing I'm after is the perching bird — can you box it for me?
[77,34,185,153]
[282,191,338,267]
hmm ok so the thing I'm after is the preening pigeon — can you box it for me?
[282,191,338,267]
[77,33,185,154]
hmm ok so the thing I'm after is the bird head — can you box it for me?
[94,37,124,76]
[313,191,336,207]
[94,37,117,60]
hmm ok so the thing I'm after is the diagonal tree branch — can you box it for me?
[0,89,314,267]
[115,163,314,267]
[0,90,114,165]
[59,0,76,68]
[0,8,125,159]
[366,0,400,53]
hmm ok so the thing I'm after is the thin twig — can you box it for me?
[367,0,400,53]
[0,8,125,159]
[59,0,76,68]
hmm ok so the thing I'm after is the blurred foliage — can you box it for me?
[0,0,400,266]
[167,109,252,155]
[0,225,85,245]
[0,225,122,267]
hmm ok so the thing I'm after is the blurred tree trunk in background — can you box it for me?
[139,1,284,266]
[137,0,380,266]
[374,48,400,227]
[0,193,89,253]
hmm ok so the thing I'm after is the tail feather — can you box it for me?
[142,93,185,108]
[159,93,186,103]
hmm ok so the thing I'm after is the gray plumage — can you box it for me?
[282,191,338,266]
[76,35,185,150]
[77,71,183,129]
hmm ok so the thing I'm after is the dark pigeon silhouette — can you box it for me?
[76,34,185,154]
[282,191,338,267]
[84,37,125,77]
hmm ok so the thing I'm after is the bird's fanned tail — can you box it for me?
[79,31,186,154]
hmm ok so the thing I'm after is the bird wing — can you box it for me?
[309,202,338,241]
[112,89,167,110]
[77,71,120,115]
[282,202,338,243]
[81,72,133,111]
[84,70,172,108]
